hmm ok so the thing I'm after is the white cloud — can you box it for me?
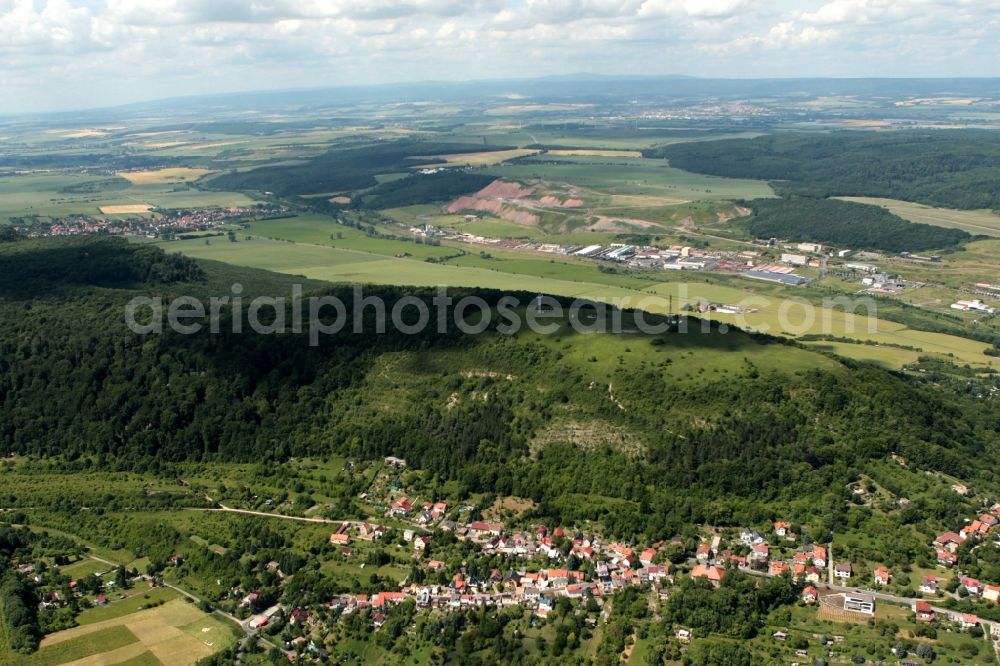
[639,0,748,18]
[764,20,839,48]
[0,0,998,113]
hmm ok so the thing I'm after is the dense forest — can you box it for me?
[355,171,494,209]
[1,237,999,542]
[744,196,970,252]
[649,130,1000,211]
[0,236,205,297]
[206,140,508,197]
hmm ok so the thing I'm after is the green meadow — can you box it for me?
[837,196,1000,237]
[157,231,999,369]
[485,155,774,201]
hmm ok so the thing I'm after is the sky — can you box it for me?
[1,0,999,114]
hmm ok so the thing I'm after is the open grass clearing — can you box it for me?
[98,204,152,215]
[15,625,139,666]
[410,148,539,167]
[75,586,182,626]
[485,155,774,202]
[118,168,213,185]
[547,149,643,158]
[836,197,1000,237]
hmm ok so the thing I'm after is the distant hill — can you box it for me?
[651,131,1000,211]
[12,76,1000,122]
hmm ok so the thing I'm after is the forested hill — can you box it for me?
[744,197,970,252]
[648,130,1000,211]
[0,236,205,297]
[205,140,510,197]
[2,237,999,538]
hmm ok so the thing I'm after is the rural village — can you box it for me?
[13,452,1000,664]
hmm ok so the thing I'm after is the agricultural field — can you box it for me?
[837,196,1000,237]
[156,225,1000,369]
[118,168,214,185]
[2,594,237,666]
[0,171,256,221]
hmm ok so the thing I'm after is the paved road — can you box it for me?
[203,503,346,525]
[191,499,432,533]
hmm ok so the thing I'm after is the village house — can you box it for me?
[874,566,890,586]
[960,520,986,540]
[646,565,671,584]
[915,600,936,623]
[750,544,769,563]
[695,543,713,561]
[690,564,725,587]
[962,576,981,596]
[774,521,791,537]
[920,575,938,594]
[469,521,503,538]
[960,613,979,629]
[329,532,350,546]
[358,523,385,540]
[720,551,746,568]
[372,592,407,608]
[640,548,657,567]
[431,502,448,519]
[391,497,414,516]
[984,584,1000,602]
[609,544,635,568]
[769,561,789,576]
[844,593,875,615]
[934,531,964,553]
[802,586,817,604]
[812,545,827,568]
[414,536,431,551]
[834,562,852,580]
[936,549,957,567]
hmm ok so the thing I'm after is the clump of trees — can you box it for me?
[1,572,40,652]
[662,572,797,640]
